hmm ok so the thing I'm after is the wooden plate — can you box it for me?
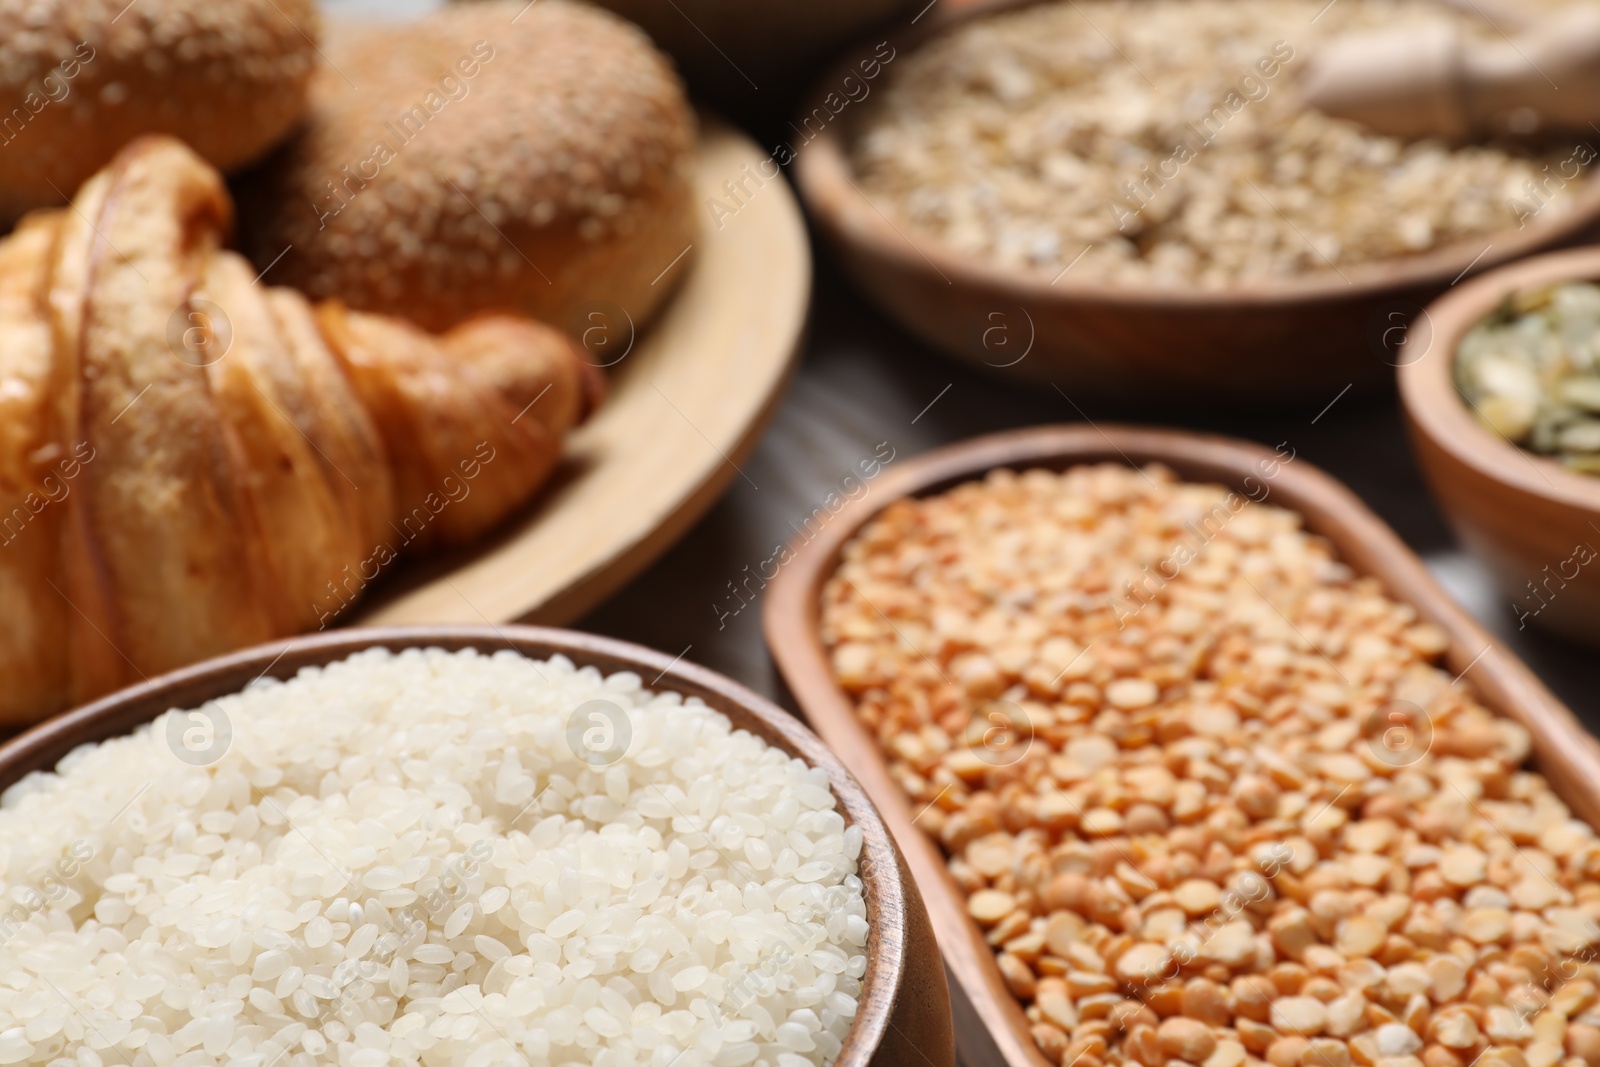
[793,2,1600,402]
[0,626,954,1067]
[761,424,1600,1067]
[349,117,808,627]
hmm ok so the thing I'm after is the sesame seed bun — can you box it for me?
[0,0,319,224]
[239,0,698,336]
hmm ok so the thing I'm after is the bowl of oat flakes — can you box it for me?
[763,424,1600,1067]
[795,0,1600,401]
[1399,247,1600,647]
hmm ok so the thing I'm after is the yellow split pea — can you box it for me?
[820,464,1600,1067]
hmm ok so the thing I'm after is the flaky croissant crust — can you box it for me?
[0,136,598,724]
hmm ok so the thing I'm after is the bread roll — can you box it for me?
[240,0,698,335]
[0,0,319,223]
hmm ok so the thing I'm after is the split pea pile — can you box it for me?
[820,465,1600,1067]
[850,0,1581,287]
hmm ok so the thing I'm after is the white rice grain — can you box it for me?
[0,648,868,1067]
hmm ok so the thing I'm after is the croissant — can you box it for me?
[0,136,600,725]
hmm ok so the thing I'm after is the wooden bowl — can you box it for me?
[793,2,1600,403]
[0,625,955,1067]
[568,0,923,101]
[1398,247,1600,647]
[762,424,1600,1067]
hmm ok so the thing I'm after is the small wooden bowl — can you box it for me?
[762,425,1600,1067]
[0,626,955,1067]
[1398,247,1600,647]
[793,2,1600,402]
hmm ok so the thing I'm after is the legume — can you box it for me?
[820,464,1600,1067]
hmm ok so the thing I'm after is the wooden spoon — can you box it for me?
[1303,5,1600,139]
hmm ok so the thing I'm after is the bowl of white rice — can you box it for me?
[0,627,954,1067]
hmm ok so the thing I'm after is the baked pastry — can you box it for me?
[0,136,599,725]
[240,0,698,335]
[0,0,320,224]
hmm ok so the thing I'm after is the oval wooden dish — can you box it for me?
[761,424,1600,1067]
[0,625,955,1067]
[1398,247,1600,647]
[793,1,1600,402]
[344,116,807,628]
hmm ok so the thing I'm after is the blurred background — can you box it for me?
[465,0,1600,719]
[307,0,1600,719]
